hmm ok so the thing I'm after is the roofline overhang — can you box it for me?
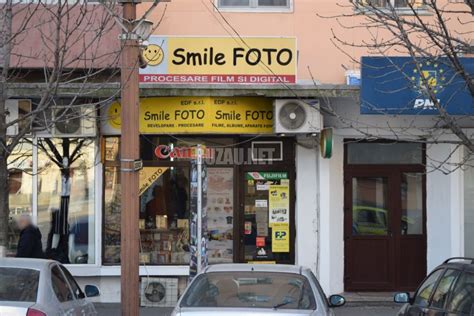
[6,82,360,99]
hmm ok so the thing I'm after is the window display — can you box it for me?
[103,165,191,265]
[207,168,234,263]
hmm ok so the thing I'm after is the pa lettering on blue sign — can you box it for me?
[360,56,474,115]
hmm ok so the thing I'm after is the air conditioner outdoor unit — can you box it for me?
[53,105,96,137]
[5,99,32,136]
[140,277,179,307]
[273,99,322,134]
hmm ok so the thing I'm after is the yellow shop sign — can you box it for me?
[103,97,274,135]
[139,37,297,84]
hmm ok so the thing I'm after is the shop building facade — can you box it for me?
[4,0,474,304]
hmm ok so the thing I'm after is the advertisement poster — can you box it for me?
[269,185,290,226]
[138,167,168,196]
[140,36,297,84]
[272,223,290,253]
[207,168,234,263]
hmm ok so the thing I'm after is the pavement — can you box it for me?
[95,303,402,315]
[95,293,402,316]
[95,304,400,316]
[95,304,173,315]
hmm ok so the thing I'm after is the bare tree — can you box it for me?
[0,0,122,257]
[317,0,473,161]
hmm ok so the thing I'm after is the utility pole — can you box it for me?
[120,1,140,315]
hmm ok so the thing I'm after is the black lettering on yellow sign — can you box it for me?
[137,97,274,134]
[170,46,294,67]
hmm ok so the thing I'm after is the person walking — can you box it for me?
[16,215,44,259]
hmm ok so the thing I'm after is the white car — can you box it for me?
[171,264,346,316]
[0,258,99,316]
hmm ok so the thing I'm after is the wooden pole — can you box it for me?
[120,2,140,315]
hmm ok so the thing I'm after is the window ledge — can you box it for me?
[216,7,293,13]
[66,264,190,277]
[355,7,432,16]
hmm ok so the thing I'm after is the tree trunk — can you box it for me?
[0,154,9,257]
[0,1,12,257]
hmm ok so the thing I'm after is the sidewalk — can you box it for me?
[95,303,173,316]
[341,292,397,306]
[95,293,400,316]
[335,292,400,316]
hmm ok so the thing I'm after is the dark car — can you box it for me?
[394,257,474,316]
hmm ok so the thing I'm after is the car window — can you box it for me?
[181,271,316,310]
[0,268,39,302]
[446,271,474,314]
[51,265,74,302]
[60,266,83,299]
[413,269,444,308]
[309,271,329,307]
[430,269,460,309]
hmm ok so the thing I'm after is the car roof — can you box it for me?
[0,258,56,271]
[438,258,474,273]
[203,264,305,275]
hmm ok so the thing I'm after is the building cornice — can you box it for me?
[6,83,359,99]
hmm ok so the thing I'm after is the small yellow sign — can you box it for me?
[138,167,168,196]
[272,223,290,253]
[105,97,274,135]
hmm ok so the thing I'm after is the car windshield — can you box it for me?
[180,271,316,310]
[0,267,40,302]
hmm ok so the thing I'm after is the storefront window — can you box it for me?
[140,166,191,265]
[465,153,474,257]
[104,136,295,265]
[7,140,33,256]
[104,165,192,265]
[103,166,121,264]
[36,138,96,264]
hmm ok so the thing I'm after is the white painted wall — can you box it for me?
[426,142,464,271]
[295,138,319,274]
[318,134,345,295]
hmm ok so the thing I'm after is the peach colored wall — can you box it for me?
[140,0,471,84]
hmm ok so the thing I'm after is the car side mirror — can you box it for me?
[328,294,346,308]
[394,292,410,304]
[84,285,100,298]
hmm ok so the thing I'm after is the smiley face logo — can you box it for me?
[142,44,164,66]
[108,102,121,129]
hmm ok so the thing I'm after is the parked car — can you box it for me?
[394,257,474,315]
[171,264,346,316]
[0,258,100,316]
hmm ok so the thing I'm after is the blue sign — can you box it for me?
[360,56,474,115]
